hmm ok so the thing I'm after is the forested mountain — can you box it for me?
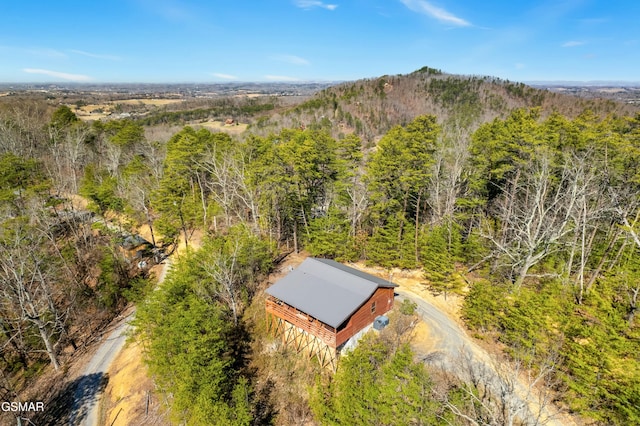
[255,67,639,143]
[1,69,639,425]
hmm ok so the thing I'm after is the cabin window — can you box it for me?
[370,301,376,314]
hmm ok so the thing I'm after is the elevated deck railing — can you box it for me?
[266,296,337,347]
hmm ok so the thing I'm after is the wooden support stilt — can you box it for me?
[269,318,337,371]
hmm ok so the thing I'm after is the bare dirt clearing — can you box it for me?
[196,120,249,134]
[100,340,169,426]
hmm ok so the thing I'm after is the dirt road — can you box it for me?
[397,289,483,360]
[396,287,569,426]
[69,260,170,426]
[68,315,134,426]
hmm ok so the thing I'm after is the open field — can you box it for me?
[196,120,249,134]
[74,98,185,120]
[116,99,182,106]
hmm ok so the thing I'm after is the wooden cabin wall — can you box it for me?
[335,287,394,347]
[265,296,337,347]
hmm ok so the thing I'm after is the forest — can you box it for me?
[0,71,639,425]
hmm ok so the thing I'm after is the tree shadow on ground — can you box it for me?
[233,318,278,425]
[252,377,278,425]
[28,372,108,426]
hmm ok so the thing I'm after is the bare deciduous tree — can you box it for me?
[483,155,582,288]
[436,348,562,426]
[0,102,49,158]
[48,124,92,194]
[563,152,608,303]
[200,239,242,325]
[428,121,471,224]
[0,230,64,370]
[199,147,261,232]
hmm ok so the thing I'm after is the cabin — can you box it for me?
[265,257,397,370]
[118,234,154,261]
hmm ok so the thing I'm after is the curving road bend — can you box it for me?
[396,288,568,426]
[69,260,170,426]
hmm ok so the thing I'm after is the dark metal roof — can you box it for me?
[265,258,397,328]
[120,234,151,250]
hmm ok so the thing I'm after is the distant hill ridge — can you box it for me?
[256,66,640,142]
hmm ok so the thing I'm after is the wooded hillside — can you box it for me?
[1,69,639,424]
[254,67,639,143]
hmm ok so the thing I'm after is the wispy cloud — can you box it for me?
[25,48,67,58]
[264,75,301,81]
[400,0,470,27]
[515,63,526,70]
[2,46,73,60]
[271,54,310,66]
[211,73,238,80]
[71,50,122,61]
[294,1,338,11]
[562,40,585,47]
[23,68,92,82]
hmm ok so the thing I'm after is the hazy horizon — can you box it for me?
[2,76,640,88]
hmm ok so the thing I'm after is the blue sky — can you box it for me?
[1,0,638,83]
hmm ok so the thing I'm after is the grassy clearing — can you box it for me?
[74,99,184,121]
[196,120,249,134]
[117,99,182,106]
